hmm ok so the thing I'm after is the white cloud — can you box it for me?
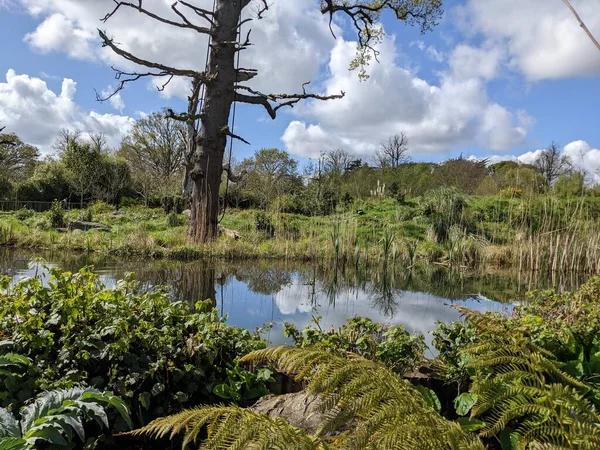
[449,43,504,81]
[19,0,337,96]
[472,140,600,184]
[101,86,125,113]
[458,0,600,80]
[0,70,134,153]
[282,37,531,158]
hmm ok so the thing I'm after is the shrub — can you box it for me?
[120,196,141,208]
[284,316,425,374]
[78,208,93,222]
[166,212,183,228]
[88,200,114,216]
[255,211,274,237]
[15,207,34,221]
[0,267,267,427]
[48,200,65,228]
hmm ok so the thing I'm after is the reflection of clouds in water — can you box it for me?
[274,279,315,315]
[269,276,510,348]
[3,253,512,349]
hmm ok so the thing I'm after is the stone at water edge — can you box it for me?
[68,221,111,232]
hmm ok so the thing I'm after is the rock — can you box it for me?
[182,209,191,217]
[55,228,69,233]
[251,391,326,434]
[219,226,241,240]
[69,220,111,232]
[112,210,127,216]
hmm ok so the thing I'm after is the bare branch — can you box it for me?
[562,0,600,52]
[235,82,345,118]
[178,1,215,26]
[99,30,208,79]
[222,163,247,183]
[101,0,212,34]
[222,127,251,146]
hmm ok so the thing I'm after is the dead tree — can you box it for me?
[99,0,442,242]
[374,133,411,168]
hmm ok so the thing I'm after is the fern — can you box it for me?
[131,405,325,449]
[243,347,484,450]
[130,347,483,450]
[461,309,600,449]
[0,387,131,449]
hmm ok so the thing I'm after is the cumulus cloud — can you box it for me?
[19,0,337,96]
[458,0,600,80]
[471,140,600,184]
[282,37,532,158]
[0,70,134,153]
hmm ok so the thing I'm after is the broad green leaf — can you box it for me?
[213,384,232,400]
[415,385,441,414]
[0,437,26,450]
[456,417,486,432]
[0,409,20,438]
[25,425,68,446]
[454,393,478,417]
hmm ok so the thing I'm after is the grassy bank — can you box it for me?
[3,191,600,273]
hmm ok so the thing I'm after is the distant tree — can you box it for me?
[325,149,352,174]
[16,162,71,203]
[240,148,299,209]
[554,171,585,197]
[373,133,410,169]
[533,142,572,188]
[119,111,186,206]
[433,156,489,194]
[59,131,104,207]
[97,155,132,205]
[0,132,39,183]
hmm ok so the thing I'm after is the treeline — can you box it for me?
[0,113,592,214]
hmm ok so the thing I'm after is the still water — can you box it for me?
[0,249,589,351]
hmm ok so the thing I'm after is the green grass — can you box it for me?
[4,194,600,273]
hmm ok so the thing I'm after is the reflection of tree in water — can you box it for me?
[369,270,401,318]
[233,266,292,296]
[1,249,594,311]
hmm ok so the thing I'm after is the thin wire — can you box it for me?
[219,0,243,224]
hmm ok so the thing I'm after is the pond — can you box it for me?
[0,249,589,352]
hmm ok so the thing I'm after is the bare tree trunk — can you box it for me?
[187,0,239,243]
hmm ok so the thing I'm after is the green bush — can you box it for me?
[284,316,425,374]
[88,200,114,216]
[166,212,183,228]
[0,266,267,427]
[15,207,34,221]
[255,211,274,237]
[49,200,65,228]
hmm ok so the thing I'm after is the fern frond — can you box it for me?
[461,310,600,449]
[242,346,484,450]
[130,405,324,450]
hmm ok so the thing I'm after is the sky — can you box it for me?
[0,0,599,174]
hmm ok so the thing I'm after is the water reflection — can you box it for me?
[0,249,590,348]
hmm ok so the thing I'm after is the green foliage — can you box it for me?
[460,308,600,449]
[284,316,425,373]
[129,405,324,450]
[432,320,477,385]
[0,387,131,449]
[49,200,65,228]
[14,209,34,221]
[132,346,483,450]
[419,187,469,242]
[255,210,274,237]
[78,208,93,222]
[0,266,266,427]
[166,212,183,228]
[212,364,273,404]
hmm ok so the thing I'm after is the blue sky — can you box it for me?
[0,0,599,172]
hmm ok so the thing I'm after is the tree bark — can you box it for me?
[186,0,239,243]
